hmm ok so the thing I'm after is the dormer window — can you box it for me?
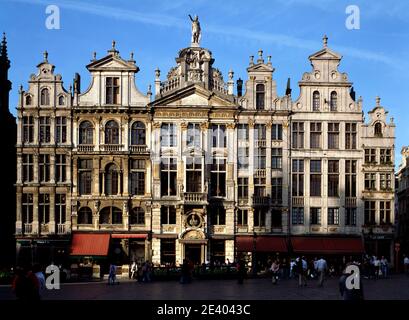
[313,91,320,111]
[25,95,32,106]
[374,122,383,137]
[106,77,120,104]
[40,88,50,106]
[330,91,337,111]
[256,84,265,110]
[58,95,65,106]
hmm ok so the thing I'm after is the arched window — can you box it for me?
[131,122,146,146]
[78,207,92,224]
[374,122,383,137]
[105,120,119,144]
[105,163,119,195]
[58,95,65,106]
[330,91,337,111]
[313,91,320,111]
[130,207,145,225]
[79,121,94,145]
[99,207,122,224]
[256,84,265,110]
[25,95,32,106]
[40,88,50,105]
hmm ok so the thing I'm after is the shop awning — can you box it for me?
[70,233,110,256]
[291,237,364,254]
[111,234,147,239]
[236,236,288,252]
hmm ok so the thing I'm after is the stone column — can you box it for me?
[32,193,39,235]
[33,154,39,184]
[17,116,22,145]
[49,193,55,234]
[266,122,272,196]
[225,240,234,263]
[72,157,78,196]
[151,238,161,265]
[16,191,22,235]
[226,123,236,202]
[50,154,56,184]
[16,155,22,184]
[93,158,100,196]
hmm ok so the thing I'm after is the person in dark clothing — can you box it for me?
[12,266,40,301]
[339,264,364,300]
[180,259,190,284]
[237,258,247,284]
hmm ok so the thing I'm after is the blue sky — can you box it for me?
[1,0,408,165]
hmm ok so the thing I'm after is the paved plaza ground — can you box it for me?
[1,274,409,300]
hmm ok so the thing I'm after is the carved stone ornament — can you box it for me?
[186,213,202,228]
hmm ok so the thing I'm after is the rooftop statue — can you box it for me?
[189,14,201,46]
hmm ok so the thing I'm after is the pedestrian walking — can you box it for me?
[108,264,117,285]
[403,255,409,275]
[380,256,388,278]
[316,256,327,287]
[130,261,138,280]
[237,258,246,284]
[270,259,280,284]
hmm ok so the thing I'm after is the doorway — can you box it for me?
[185,244,202,265]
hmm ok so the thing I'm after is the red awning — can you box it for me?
[70,233,110,256]
[291,237,364,254]
[111,234,147,239]
[236,236,288,252]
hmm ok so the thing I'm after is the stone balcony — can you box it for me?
[57,223,67,235]
[255,140,267,148]
[100,144,124,152]
[292,196,304,206]
[345,197,357,207]
[254,169,266,178]
[183,192,207,204]
[252,195,270,206]
[160,78,181,95]
[129,145,149,154]
[78,144,95,152]
[24,223,33,235]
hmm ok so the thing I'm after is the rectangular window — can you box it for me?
[364,173,376,191]
[380,149,392,164]
[254,177,266,197]
[272,178,282,205]
[186,157,202,192]
[22,116,34,143]
[55,154,66,183]
[380,201,391,224]
[22,154,34,182]
[187,123,201,148]
[272,124,283,141]
[380,173,392,190]
[161,123,177,147]
[292,122,304,149]
[39,154,50,182]
[238,147,249,170]
[365,149,376,164]
[310,208,321,225]
[345,160,357,197]
[254,124,266,141]
[328,123,339,149]
[328,208,340,225]
[56,117,67,143]
[292,159,304,196]
[310,122,321,149]
[237,209,248,226]
[271,209,282,228]
[55,194,66,224]
[238,178,248,199]
[345,123,357,150]
[106,77,120,104]
[161,206,176,224]
[211,207,226,225]
[22,193,33,224]
[292,207,304,225]
[78,159,93,195]
[211,240,225,264]
[364,201,376,225]
[345,208,357,226]
[39,193,50,224]
[212,124,226,148]
[254,208,266,227]
[161,158,177,196]
[161,239,176,265]
[328,160,339,197]
[254,148,266,169]
[39,117,51,143]
[238,124,249,141]
[130,159,145,196]
[310,160,321,197]
[210,158,226,197]
[271,148,282,170]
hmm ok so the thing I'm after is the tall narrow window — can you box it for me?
[374,122,382,137]
[78,159,92,195]
[186,157,202,192]
[130,207,145,225]
[105,163,119,195]
[78,207,92,224]
[106,77,120,104]
[58,95,65,106]
[161,240,176,265]
[237,209,248,226]
[211,207,226,225]
[364,201,376,225]
[131,122,146,145]
[39,117,51,143]
[39,154,50,182]
[271,209,282,228]
[310,208,321,225]
[345,123,357,150]
[161,158,177,196]
[328,123,339,149]
[254,177,266,197]
[55,194,66,225]
[292,207,304,225]
[256,84,265,110]
[272,124,283,141]
[40,88,50,105]
[310,160,321,197]
[212,124,226,148]
[365,149,376,164]
[25,95,32,106]
[237,124,249,141]
[380,201,391,224]
[292,122,304,149]
[328,160,339,197]
[292,159,304,197]
[238,178,248,199]
[272,178,282,205]
[161,206,176,224]
[345,160,357,197]
[105,120,120,144]
[380,149,392,164]
[310,122,321,149]
[380,173,392,190]
[238,147,249,169]
[330,91,337,111]
[187,123,201,148]
[39,194,50,224]
[364,173,376,190]
[345,208,357,226]
[271,148,282,170]
[79,121,94,145]
[161,123,177,147]
[56,117,67,143]
[254,208,266,227]
[56,154,66,183]
[130,159,145,196]
[254,147,266,169]
[210,158,226,197]
[22,194,34,226]
[22,116,34,143]
[254,124,266,141]
[22,154,34,182]
[328,208,340,225]
[312,91,320,111]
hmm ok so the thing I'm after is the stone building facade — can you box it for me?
[15,28,396,268]
[396,147,409,257]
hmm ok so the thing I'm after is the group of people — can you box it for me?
[360,255,389,279]
[11,264,45,300]
[129,261,153,283]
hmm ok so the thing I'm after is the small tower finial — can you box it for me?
[43,50,48,62]
[323,34,328,48]
[257,49,264,63]
[112,40,116,49]
[376,96,381,106]
[249,55,254,66]
[92,51,96,61]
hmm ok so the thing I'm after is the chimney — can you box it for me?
[237,78,243,97]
